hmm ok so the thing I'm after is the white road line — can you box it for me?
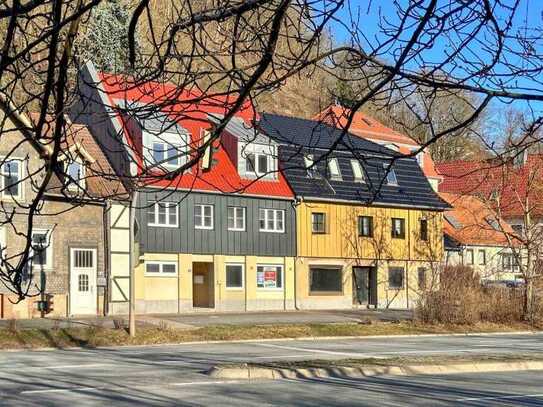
[456,393,543,402]
[253,343,364,357]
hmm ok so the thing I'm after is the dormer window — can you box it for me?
[383,163,398,186]
[240,143,276,179]
[143,131,187,171]
[350,159,365,183]
[327,158,342,181]
[246,152,269,175]
[65,160,85,191]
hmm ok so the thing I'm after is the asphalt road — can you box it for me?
[1,332,543,406]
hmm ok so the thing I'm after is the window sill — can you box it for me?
[148,223,178,228]
[195,226,214,230]
[228,228,246,232]
[259,230,285,234]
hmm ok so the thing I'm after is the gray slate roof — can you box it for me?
[259,113,449,210]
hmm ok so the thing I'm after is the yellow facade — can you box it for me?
[295,200,443,309]
[135,253,295,313]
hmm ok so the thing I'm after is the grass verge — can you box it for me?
[0,320,539,350]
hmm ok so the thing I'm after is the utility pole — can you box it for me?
[128,189,138,337]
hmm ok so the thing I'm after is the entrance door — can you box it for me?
[193,262,214,308]
[69,248,97,315]
[353,267,377,307]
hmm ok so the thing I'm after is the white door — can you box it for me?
[70,248,97,315]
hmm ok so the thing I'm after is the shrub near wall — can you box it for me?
[415,266,524,325]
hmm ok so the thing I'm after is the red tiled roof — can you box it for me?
[97,73,294,199]
[313,105,441,179]
[436,156,543,219]
[439,192,518,247]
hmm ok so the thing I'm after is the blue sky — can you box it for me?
[326,0,543,140]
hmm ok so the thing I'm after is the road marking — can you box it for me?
[456,393,543,402]
[21,386,102,395]
[253,343,364,357]
[170,380,241,387]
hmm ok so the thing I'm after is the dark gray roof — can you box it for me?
[259,113,449,210]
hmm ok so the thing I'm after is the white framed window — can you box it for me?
[1,159,23,199]
[225,263,244,289]
[245,152,269,176]
[147,202,178,227]
[478,249,486,266]
[143,131,187,170]
[304,154,321,178]
[64,160,85,191]
[227,206,246,231]
[465,249,474,265]
[327,158,342,180]
[350,159,365,183]
[383,163,398,186]
[195,204,213,229]
[31,229,53,270]
[256,264,283,290]
[241,143,277,179]
[259,208,285,233]
[145,261,178,276]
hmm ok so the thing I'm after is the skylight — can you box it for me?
[304,154,321,179]
[350,159,365,183]
[383,163,398,186]
[444,214,462,229]
[485,217,501,231]
[328,158,342,181]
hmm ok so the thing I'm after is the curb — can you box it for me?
[207,360,543,380]
[0,330,540,353]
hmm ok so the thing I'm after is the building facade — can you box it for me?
[260,113,448,309]
[440,192,521,281]
[71,62,297,314]
[0,111,126,319]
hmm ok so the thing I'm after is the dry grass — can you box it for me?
[0,320,538,350]
[416,266,527,325]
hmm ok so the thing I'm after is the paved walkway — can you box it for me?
[0,309,413,330]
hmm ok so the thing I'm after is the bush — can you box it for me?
[415,265,524,325]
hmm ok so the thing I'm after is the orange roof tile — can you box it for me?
[439,192,518,247]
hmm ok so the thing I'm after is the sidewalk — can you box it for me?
[0,309,413,330]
